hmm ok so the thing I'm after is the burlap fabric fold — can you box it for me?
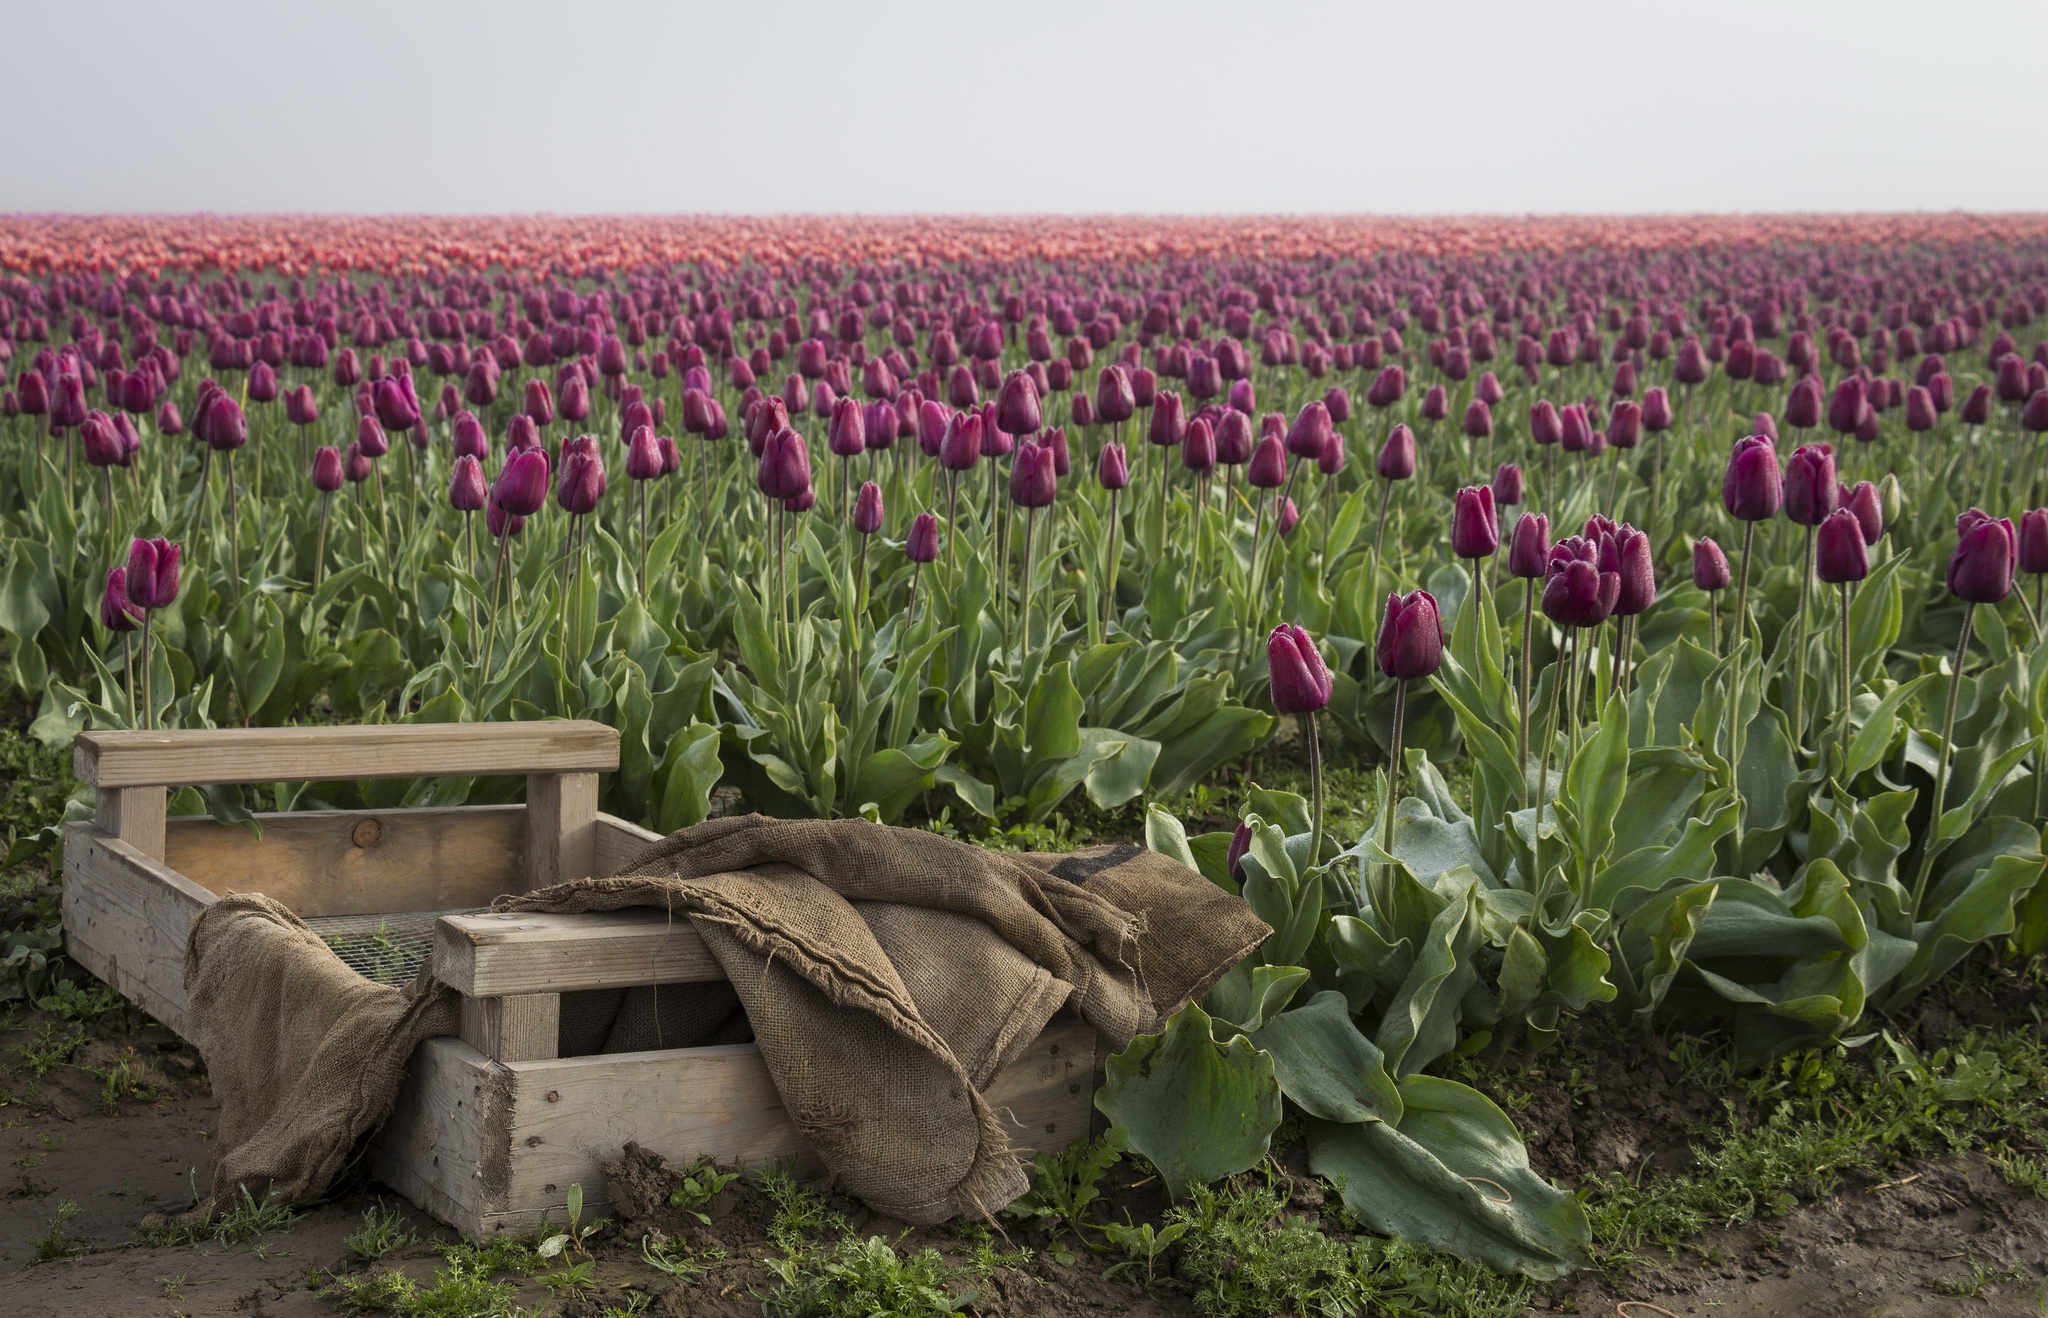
[183,815,1268,1224]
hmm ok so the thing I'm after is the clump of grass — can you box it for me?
[31,1200,84,1263]
[760,1233,971,1318]
[141,1185,300,1248]
[345,1201,420,1262]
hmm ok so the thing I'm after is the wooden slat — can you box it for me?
[525,773,598,890]
[74,721,619,789]
[164,806,524,919]
[476,1017,1098,1235]
[460,993,562,1063]
[367,1036,500,1238]
[95,786,167,861]
[435,910,723,997]
[593,813,663,878]
[60,823,218,1039]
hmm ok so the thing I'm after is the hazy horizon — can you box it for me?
[5,0,2046,216]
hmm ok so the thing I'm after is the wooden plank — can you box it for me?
[74,721,619,789]
[95,786,166,861]
[525,773,599,890]
[593,813,663,878]
[460,993,562,1063]
[164,806,524,919]
[367,1036,501,1239]
[470,1017,1097,1235]
[435,910,723,997]
[60,823,218,1039]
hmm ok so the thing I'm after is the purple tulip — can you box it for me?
[125,536,181,610]
[1451,485,1498,558]
[449,454,488,511]
[757,428,812,500]
[493,448,551,516]
[2019,509,2048,576]
[626,426,664,481]
[100,567,143,634]
[1376,423,1416,481]
[853,480,884,535]
[1842,480,1883,544]
[1815,509,1869,585]
[1094,366,1135,424]
[1376,591,1445,680]
[1542,537,1620,628]
[1508,512,1550,579]
[940,411,982,470]
[557,441,607,515]
[829,395,866,457]
[1010,439,1058,508]
[1600,524,1656,616]
[1693,537,1732,591]
[1640,386,1674,432]
[1948,509,2015,603]
[1722,435,1783,521]
[997,370,1042,437]
[906,511,940,563]
[312,445,344,493]
[1248,433,1287,489]
[1784,443,1839,526]
[1266,624,1332,713]
[1530,399,1563,447]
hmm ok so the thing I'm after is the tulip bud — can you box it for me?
[1693,536,1732,592]
[1904,385,1937,432]
[1559,403,1592,453]
[1278,498,1301,536]
[1248,433,1287,489]
[1323,385,1352,424]
[1608,400,1641,450]
[2024,391,2048,434]
[1420,384,1449,423]
[1095,439,1132,491]
[828,395,866,458]
[1843,480,1883,545]
[1601,525,1656,616]
[1375,591,1445,680]
[1266,624,1332,712]
[80,411,123,467]
[1640,387,1674,432]
[1825,378,1868,436]
[1183,417,1218,473]
[1961,383,1994,426]
[1721,435,1782,521]
[1149,391,1187,448]
[996,370,1042,437]
[1529,399,1563,447]
[626,425,664,481]
[853,480,884,535]
[125,536,181,609]
[1461,398,1493,440]
[757,428,812,500]
[1365,365,1406,409]
[205,395,248,451]
[557,442,607,515]
[1376,424,1416,481]
[344,441,373,484]
[1508,512,1550,578]
[940,411,982,470]
[100,567,143,634]
[487,502,525,539]
[1996,354,2031,404]
[1094,366,1135,424]
[1812,508,1869,586]
[493,448,551,515]
[1451,485,1498,558]
[906,511,940,563]
[1010,440,1058,508]
[2019,509,2048,576]
[1226,822,1252,886]
[1783,443,1839,526]
[311,445,344,493]
[449,454,488,511]
[1492,462,1523,507]
[1948,509,2015,603]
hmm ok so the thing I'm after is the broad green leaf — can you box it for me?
[1097,1002,1281,1196]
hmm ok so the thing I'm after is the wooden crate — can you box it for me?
[61,723,1098,1237]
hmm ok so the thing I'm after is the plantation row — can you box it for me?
[5,218,2048,1274]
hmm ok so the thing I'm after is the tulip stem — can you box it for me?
[122,633,135,729]
[483,529,511,683]
[945,471,960,589]
[637,481,650,597]
[1021,507,1038,656]
[1379,680,1406,886]
[138,621,154,732]
[1792,524,1814,750]
[1836,583,1852,782]
[1373,479,1394,569]
[1103,488,1122,637]
[1709,591,1720,657]
[1158,442,1171,550]
[1305,710,1325,872]
[1911,603,1975,917]
[1518,578,1536,809]
[315,494,330,593]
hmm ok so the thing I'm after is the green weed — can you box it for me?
[345,1201,420,1262]
[31,1199,83,1263]
[760,1233,972,1318]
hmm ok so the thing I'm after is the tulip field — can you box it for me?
[7,212,2048,1314]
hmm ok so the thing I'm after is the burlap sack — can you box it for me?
[183,894,457,1215]
[183,816,1268,1224]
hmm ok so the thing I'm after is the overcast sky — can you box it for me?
[5,0,2044,215]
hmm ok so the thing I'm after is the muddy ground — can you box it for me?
[2,859,2045,1318]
